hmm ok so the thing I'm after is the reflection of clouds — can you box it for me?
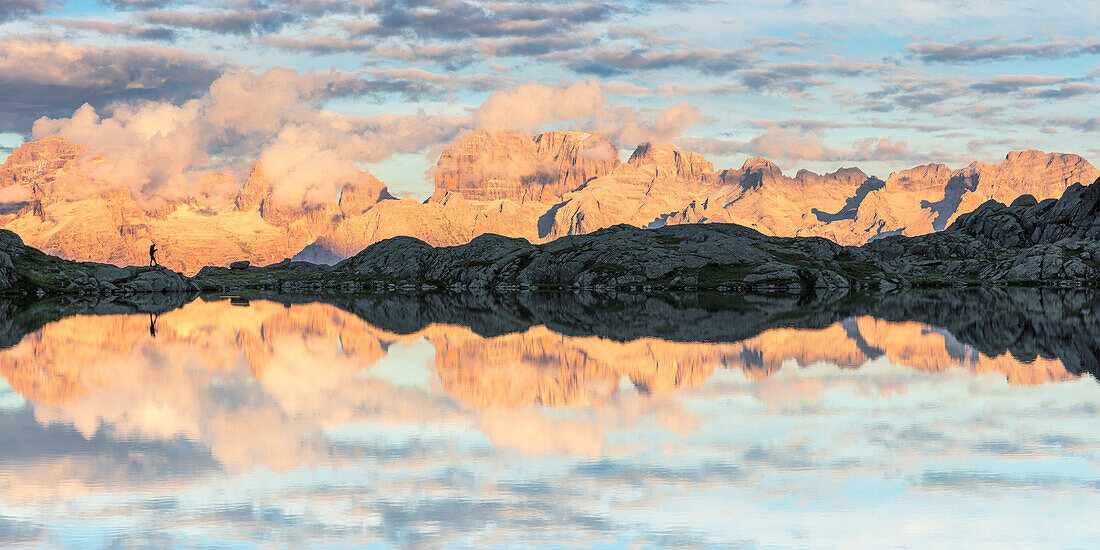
[919,470,1100,490]
[479,409,606,456]
[0,515,43,547]
[0,300,1095,547]
[0,407,217,505]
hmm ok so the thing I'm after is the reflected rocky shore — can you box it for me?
[1,288,1096,401]
[316,288,1100,376]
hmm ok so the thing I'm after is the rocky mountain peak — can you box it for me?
[741,157,782,175]
[0,136,85,189]
[234,161,269,212]
[886,163,954,190]
[627,142,714,182]
[1004,149,1048,163]
[234,160,389,221]
[532,130,619,188]
[827,167,869,182]
[999,150,1094,176]
[432,129,618,202]
[339,173,393,217]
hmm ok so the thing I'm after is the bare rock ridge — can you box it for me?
[193,178,1100,294]
[0,132,1097,273]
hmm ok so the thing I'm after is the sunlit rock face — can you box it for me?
[666,158,882,242]
[0,136,85,191]
[430,130,620,203]
[666,150,1100,245]
[540,142,725,239]
[0,134,1096,272]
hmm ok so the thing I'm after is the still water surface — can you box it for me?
[0,291,1097,548]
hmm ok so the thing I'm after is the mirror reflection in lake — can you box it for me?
[0,289,1097,548]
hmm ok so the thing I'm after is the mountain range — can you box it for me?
[1,131,1096,274]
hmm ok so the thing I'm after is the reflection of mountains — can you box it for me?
[0,289,1094,409]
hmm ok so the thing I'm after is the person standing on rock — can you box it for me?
[149,242,159,267]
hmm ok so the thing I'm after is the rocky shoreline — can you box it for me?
[1,180,1099,296]
[0,228,197,296]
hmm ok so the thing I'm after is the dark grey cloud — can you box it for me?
[868,120,953,133]
[969,75,1072,94]
[109,0,366,17]
[0,37,224,133]
[737,59,892,94]
[370,43,479,69]
[338,19,401,38]
[967,76,1099,100]
[1021,116,1100,132]
[101,0,175,9]
[0,0,51,22]
[42,18,178,41]
[739,64,828,93]
[364,0,619,40]
[261,35,374,54]
[907,36,1100,63]
[341,78,448,100]
[745,118,850,131]
[478,35,587,57]
[859,67,1098,116]
[279,29,585,59]
[865,88,955,110]
[142,7,297,35]
[270,0,371,17]
[605,24,688,47]
[1025,82,1100,99]
[564,46,751,76]
[855,75,969,112]
[372,68,511,95]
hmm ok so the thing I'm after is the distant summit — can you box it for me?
[291,241,343,265]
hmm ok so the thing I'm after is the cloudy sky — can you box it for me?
[1,0,1099,197]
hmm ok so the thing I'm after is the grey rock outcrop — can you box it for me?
[196,222,889,293]
[861,177,1100,283]
[0,228,197,295]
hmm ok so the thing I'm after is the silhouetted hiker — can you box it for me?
[149,242,159,267]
